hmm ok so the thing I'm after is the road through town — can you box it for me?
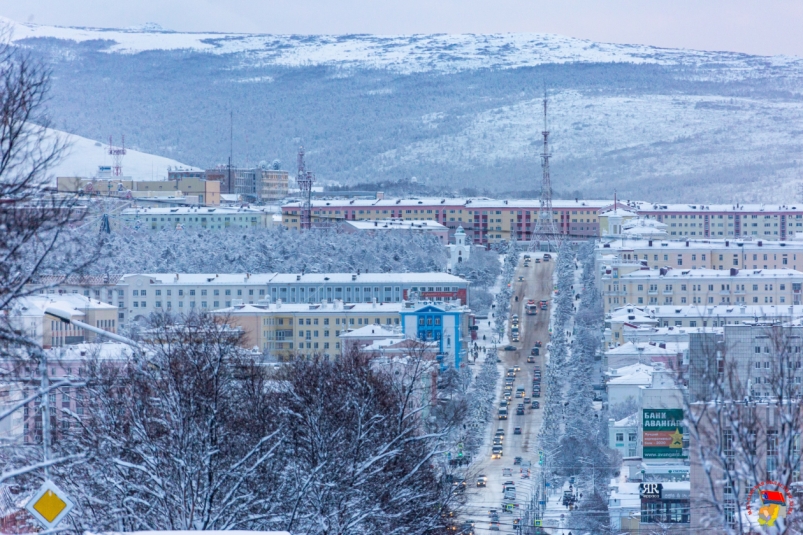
[462,253,555,533]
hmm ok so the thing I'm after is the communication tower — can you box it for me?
[297,146,315,230]
[530,92,561,251]
[108,135,126,177]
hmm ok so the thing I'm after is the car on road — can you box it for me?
[524,254,531,259]
[535,258,541,263]
[543,253,552,261]
[532,391,540,398]
[500,399,509,408]
[488,509,499,520]
[524,397,531,404]
[503,345,517,351]
[511,334,519,342]
[514,426,522,435]
[514,456,522,465]
[488,522,500,531]
[534,340,542,347]
[517,276,524,281]
[498,408,508,420]
[459,522,475,535]
[496,428,505,438]
[502,481,516,492]
[508,367,516,377]
[531,346,540,356]
[532,400,540,409]
[513,364,521,372]
[491,446,503,459]
[527,355,535,363]
[493,437,503,446]
[504,385,513,394]
[504,391,512,400]
[476,475,487,487]
[516,406,525,415]
[502,468,512,477]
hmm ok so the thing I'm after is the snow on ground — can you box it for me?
[6,16,800,74]
[47,128,200,182]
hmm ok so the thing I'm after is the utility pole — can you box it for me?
[39,351,51,479]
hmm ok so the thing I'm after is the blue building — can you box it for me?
[400,302,470,370]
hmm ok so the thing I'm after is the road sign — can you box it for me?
[25,480,74,530]
[535,519,542,526]
[545,482,550,487]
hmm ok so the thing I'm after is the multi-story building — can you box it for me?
[606,303,803,346]
[114,272,469,325]
[214,300,404,360]
[116,206,273,231]
[400,301,472,369]
[282,198,610,245]
[601,265,803,313]
[57,175,221,206]
[205,166,289,203]
[6,295,118,349]
[598,238,803,271]
[632,201,803,241]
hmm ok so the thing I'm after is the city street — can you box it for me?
[462,253,555,533]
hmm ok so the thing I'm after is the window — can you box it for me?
[616,433,624,442]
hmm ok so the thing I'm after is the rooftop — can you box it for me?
[599,237,802,251]
[617,267,803,280]
[285,197,615,210]
[344,219,447,231]
[213,301,406,314]
[120,206,266,216]
[121,272,467,285]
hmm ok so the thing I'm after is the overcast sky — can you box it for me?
[1,0,801,57]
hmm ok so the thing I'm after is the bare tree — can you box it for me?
[273,346,458,535]
[55,313,284,532]
[685,323,803,533]
[0,25,99,486]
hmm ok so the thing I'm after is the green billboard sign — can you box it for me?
[642,409,685,459]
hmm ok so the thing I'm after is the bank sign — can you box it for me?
[643,409,686,459]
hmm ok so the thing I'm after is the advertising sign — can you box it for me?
[643,409,685,459]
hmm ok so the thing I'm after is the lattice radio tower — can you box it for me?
[297,146,315,230]
[108,135,126,177]
[530,91,561,252]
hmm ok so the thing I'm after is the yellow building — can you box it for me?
[57,176,221,206]
[215,300,404,360]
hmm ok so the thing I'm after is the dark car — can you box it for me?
[532,390,541,398]
[503,345,517,351]
[532,400,540,409]
[514,426,522,435]
[514,456,523,465]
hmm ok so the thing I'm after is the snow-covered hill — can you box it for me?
[49,129,199,181]
[7,16,803,202]
[7,16,801,75]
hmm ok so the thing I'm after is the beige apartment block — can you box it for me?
[601,265,803,313]
[214,301,404,360]
[599,238,803,271]
[57,176,220,205]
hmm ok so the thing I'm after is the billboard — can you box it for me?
[642,409,686,459]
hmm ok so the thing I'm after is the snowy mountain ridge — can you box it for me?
[7,16,802,75]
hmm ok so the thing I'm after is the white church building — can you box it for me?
[446,226,471,272]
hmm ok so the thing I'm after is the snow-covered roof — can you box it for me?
[121,272,468,285]
[121,206,266,216]
[339,324,403,339]
[621,226,667,237]
[613,413,640,428]
[607,362,655,378]
[601,207,639,217]
[598,237,802,252]
[605,341,687,357]
[344,219,447,231]
[608,370,653,386]
[634,202,803,214]
[44,342,135,361]
[638,304,803,320]
[285,197,614,210]
[618,268,803,280]
[214,301,405,314]
[12,295,116,318]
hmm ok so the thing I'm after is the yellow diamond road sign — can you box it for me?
[25,480,74,529]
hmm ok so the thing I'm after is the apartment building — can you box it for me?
[341,219,450,244]
[115,272,469,325]
[6,295,118,349]
[633,201,803,240]
[117,206,273,231]
[215,300,404,360]
[282,198,610,245]
[601,265,803,313]
[606,303,803,345]
[205,166,289,202]
[599,238,803,271]
[57,175,221,206]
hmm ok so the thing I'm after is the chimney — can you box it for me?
[730,268,739,276]
[648,240,653,247]
[725,240,729,247]
[372,297,377,308]
[685,241,689,247]
[352,274,357,281]
[758,240,763,247]
[276,299,282,308]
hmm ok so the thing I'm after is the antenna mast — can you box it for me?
[530,91,561,251]
[297,146,315,230]
[108,135,126,177]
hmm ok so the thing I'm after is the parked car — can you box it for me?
[503,345,517,351]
